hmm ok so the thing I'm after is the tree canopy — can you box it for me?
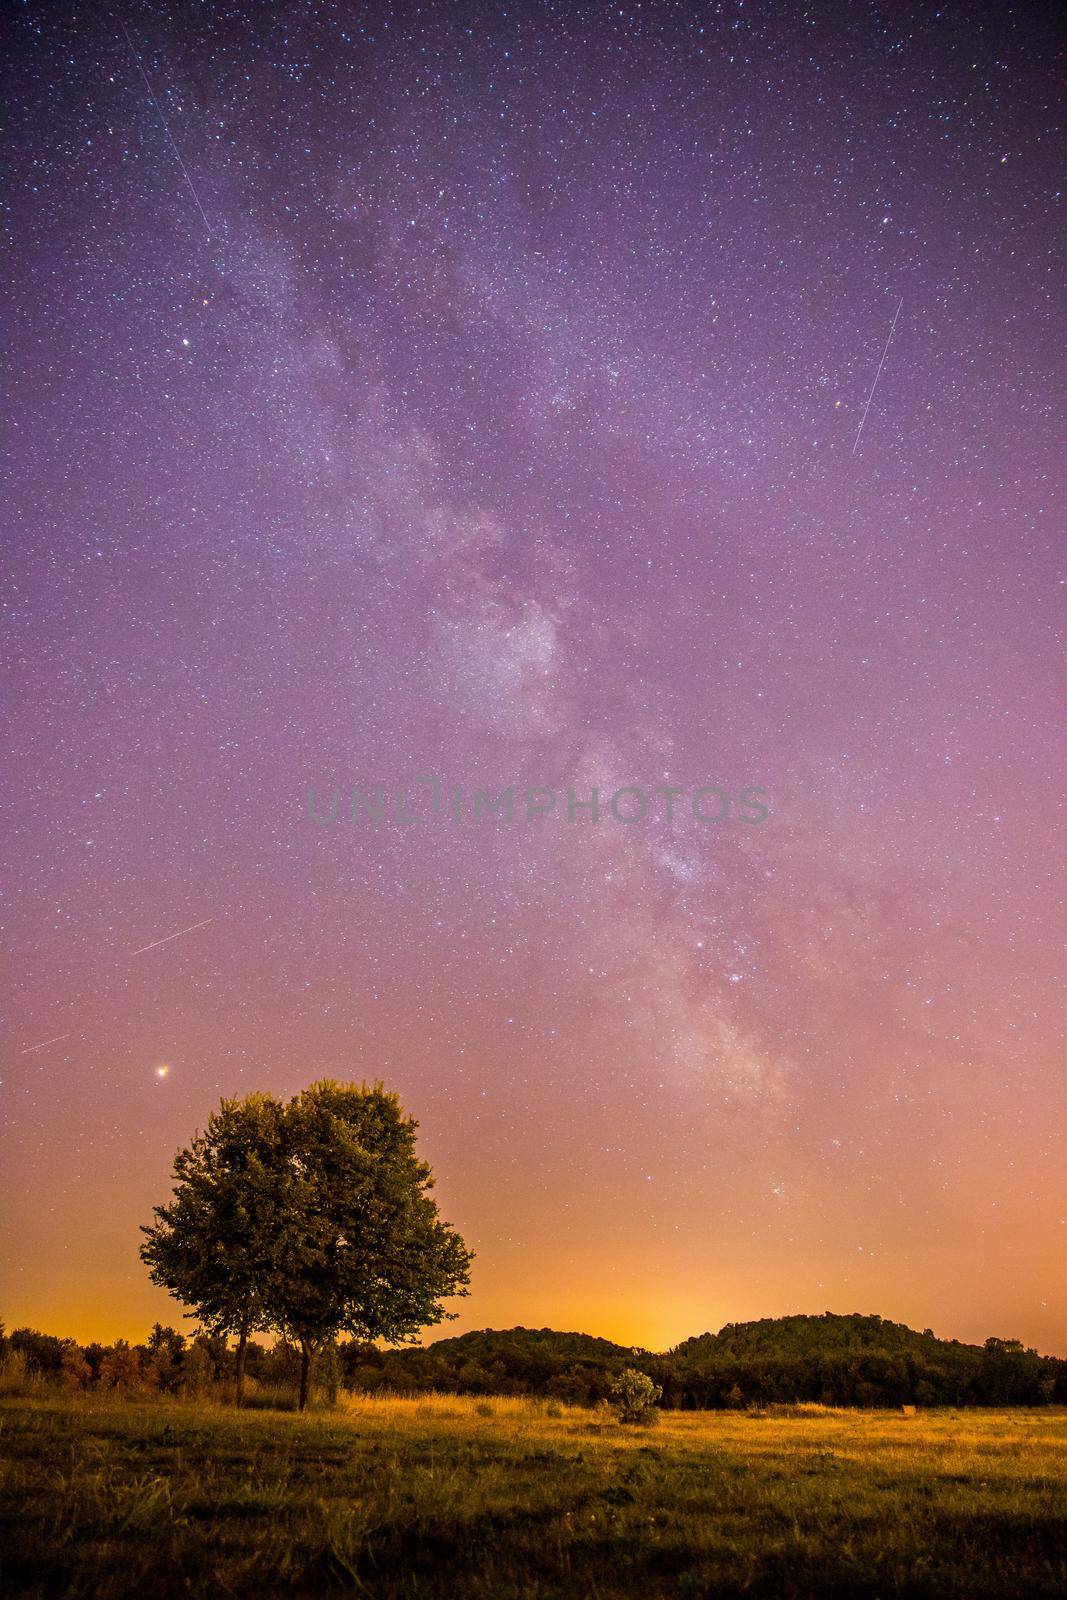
[141,1081,473,1406]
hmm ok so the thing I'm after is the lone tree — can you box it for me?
[140,1092,285,1403]
[142,1081,473,1409]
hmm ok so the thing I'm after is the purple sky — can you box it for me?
[2,1,1064,1352]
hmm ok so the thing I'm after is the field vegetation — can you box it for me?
[2,1390,1065,1598]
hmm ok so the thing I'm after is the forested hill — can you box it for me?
[342,1313,1066,1409]
[424,1327,638,1364]
[672,1312,975,1361]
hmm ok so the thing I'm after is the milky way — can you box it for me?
[2,2,1064,1352]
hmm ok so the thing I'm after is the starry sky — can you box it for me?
[2,1,1064,1355]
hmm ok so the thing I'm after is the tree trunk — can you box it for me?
[234,1328,249,1407]
[298,1340,314,1411]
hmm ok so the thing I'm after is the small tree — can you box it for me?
[60,1340,92,1390]
[609,1367,662,1425]
[98,1341,144,1390]
[140,1093,285,1403]
[144,1324,186,1392]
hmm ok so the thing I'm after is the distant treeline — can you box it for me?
[346,1317,1067,1409]
[3,1314,1064,1409]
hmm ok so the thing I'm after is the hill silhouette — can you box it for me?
[673,1311,971,1360]
[424,1326,639,1362]
[342,1312,1065,1409]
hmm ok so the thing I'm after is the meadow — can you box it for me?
[1,1393,1065,1598]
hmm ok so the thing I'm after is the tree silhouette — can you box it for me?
[142,1081,473,1408]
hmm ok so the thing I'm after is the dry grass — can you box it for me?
[1,1392,1065,1597]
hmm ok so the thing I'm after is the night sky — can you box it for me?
[3,2,1064,1354]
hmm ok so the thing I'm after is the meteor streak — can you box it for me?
[129,918,214,956]
[20,1033,72,1056]
[853,296,903,455]
[119,20,213,238]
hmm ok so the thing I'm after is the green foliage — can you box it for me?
[140,1081,473,1408]
[655,1313,1066,1410]
[140,1093,286,1348]
[609,1366,662,1424]
[270,1082,473,1353]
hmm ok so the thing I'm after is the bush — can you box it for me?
[60,1342,92,1390]
[609,1367,662,1425]
[181,1343,214,1398]
[0,1350,42,1398]
[97,1343,144,1391]
[9,1328,67,1375]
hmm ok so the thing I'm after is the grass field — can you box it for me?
[1,1394,1065,1598]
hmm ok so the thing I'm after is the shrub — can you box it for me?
[609,1367,662,1425]
[181,1342,214,1398]
[9,1328,67,1375]
[0,1350,41,1397]
[317,1343,342,1407]
[60,1342,92,1390]
[97,1343,144,1391]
